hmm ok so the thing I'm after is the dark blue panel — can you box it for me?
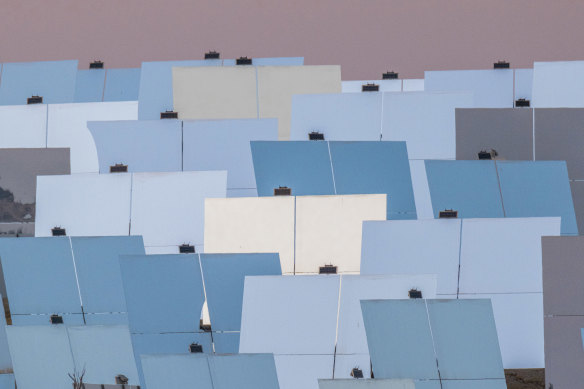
[497,161,578,235]
[71,236,145,314]
[425,160,505,218]
[11,313,85,326]
[120,254,205,333]
[83,313,128,325]
[361,299,439,379]
[74,70,105,102]
[0,375,14,389]
[200,253,281,332]
[104,68,141,101]
[329,141,416,219]
[132,332,213,387]
[427,299,504,380]
[0,237,81,315]
[212,332,240,354]
[0,60,78,105]
[251,141,335,196]
[208,354,280,389]
[131,332,213,356]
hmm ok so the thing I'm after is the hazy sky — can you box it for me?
[0,0,582,79]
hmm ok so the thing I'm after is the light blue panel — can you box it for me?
[582,328,584,352]
[290,93,382,141]
[426,299,504,380]
[84,312,128,325]
[6,325,74,389]
[0,296,11,370]
[200,253,281,332]
[0,60,78,105]
[361,299,439,380]
[0,375,14,389]
[514,69,533,101]
[74,69,105,102]
[251,141,335,196]
[68,325,140,385]
[135,334,213,387]
[209,354,280,389]
[88,120,182,173]
[183,119,278,189]
[330,141,416,219]
[11,313,84,326]
[71,236,145,314]
[424,69,514,108]
[415,381,442,389]
[104,68,141,101]
[138,60,221,120]
[141,354,213,389]
[213,332,240,354]
[441,380,508,389]
[0,237,81,315]
[425,160,504,218]
[120,254,205,333]
[360,220,461,295]
[227,188,258,197]
[252,57,304,66]
[497,161,578,235]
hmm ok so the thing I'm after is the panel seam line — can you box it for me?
[379,92,384,140]
[424,300,443,388]
[494,161,506,217]
[332,275,343,379]
[197,253,215,351]
[456,220,463,298]
[65,327,79,373]
[327,141,337,194]
[68,237,85,323]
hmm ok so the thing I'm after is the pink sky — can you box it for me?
[1,0,582,79]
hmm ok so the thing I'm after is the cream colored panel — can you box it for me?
[172,66,258,120]
[204,197,295,273]
[295,194,386,274]
[257,66,341,139]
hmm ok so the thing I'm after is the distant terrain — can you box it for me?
[506,369,544,389]
[0,187,34,223]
